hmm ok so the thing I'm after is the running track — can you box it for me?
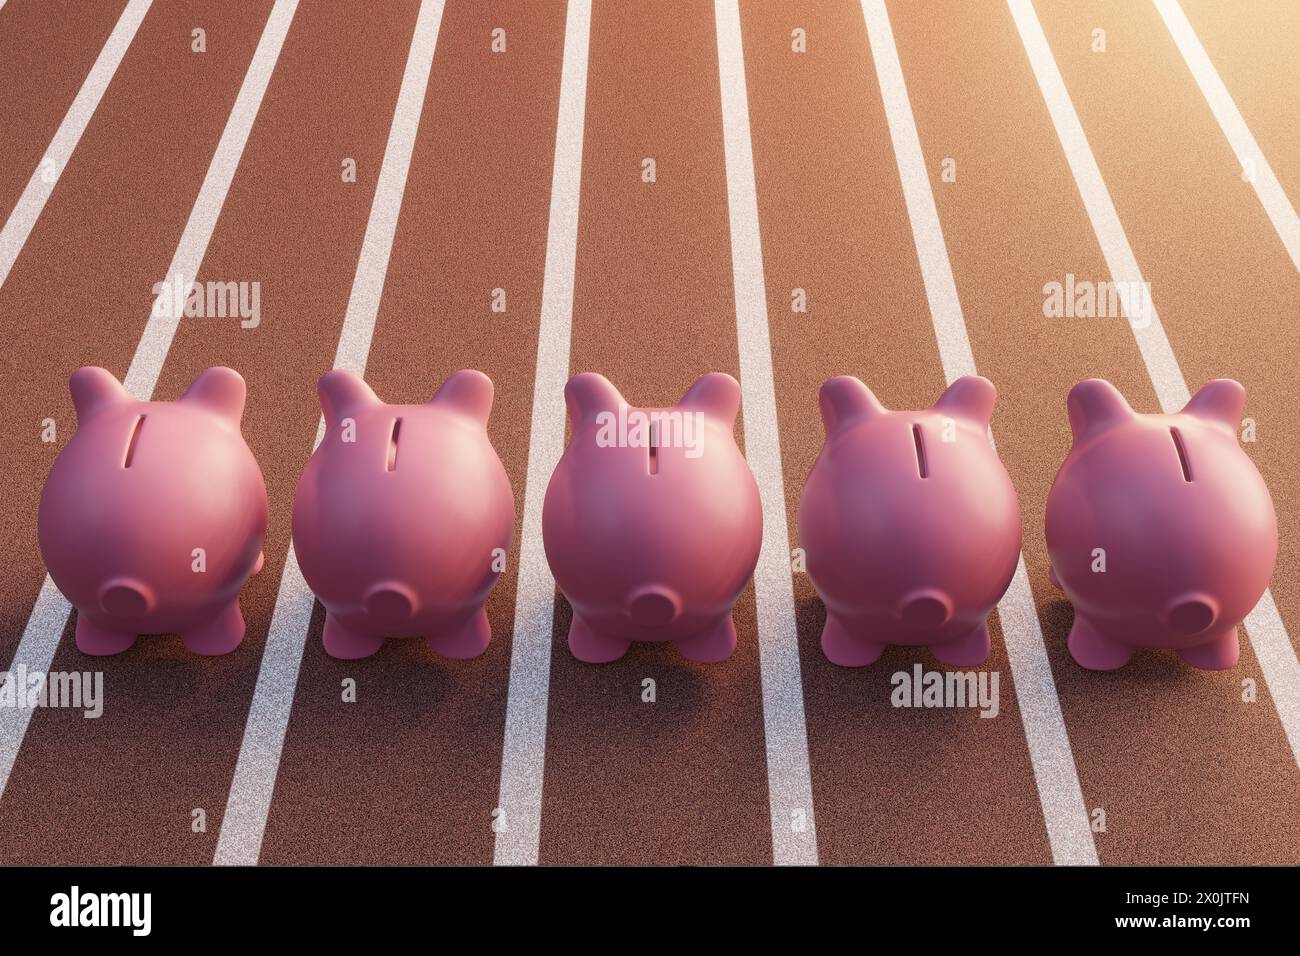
[0,0,1296,865]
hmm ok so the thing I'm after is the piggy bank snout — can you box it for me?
[98,578,156,617]
[897,589,954,630]
[363,581,420,624]
[1163,593,1218,636]
[625,586,682,627]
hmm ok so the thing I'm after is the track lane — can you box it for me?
[716,0,819,865]
[0,0,273,675]
[1007,0,1300,863]
[536,0,772,866]
[0,0,128,221]
[1177,0,1300,219]
[0,0,420,864]
[1153,0,1299,273]
[735,0,1056,864]
[255,0,567,866]
[492,0,592,867]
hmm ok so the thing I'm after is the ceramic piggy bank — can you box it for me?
[542,372,762,664]
[798,376,1020,667]
[38,366,268,656]
[1046,379,1275,671]
[293,369,514,660]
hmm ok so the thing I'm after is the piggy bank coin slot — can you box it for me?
[648,420,659,476]
[386,417,403,472]
[1170,426,1192,482]
[911,423,928,479]
[123,414,146,469]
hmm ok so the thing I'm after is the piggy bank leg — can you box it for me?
[322,612,385,660]
[820,614,885,667]
[427,608,491,660]
[75,615,138,656]
[931,621,990,667]
[1178,627,1240,670]
[675,614,737,664]
[1067,616,1134,670]
[181,600,245,656]
[568,615,631,664]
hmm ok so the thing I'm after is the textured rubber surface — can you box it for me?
[0,0,127,218]
[0,0,1296,865]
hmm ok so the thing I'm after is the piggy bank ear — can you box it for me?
[932,376,996,427]
[564,373,626,426]
[70,367,131,422]
[430,369,493,427]
[819,376,886,436]
[1182,379,1245,437]
[679,372,740,430]
[1067,379,1133,443]
[180,366,246,425]
[317,369,379,425]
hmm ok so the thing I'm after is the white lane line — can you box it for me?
[714,0,818,867]
[862,0,1099,866]
[127,0,298,397]
[492,0,591,868]
[214,0,445,866]
[0,0,152,290]
[1009,0,1300,769]
[1155,0,1300,274]
[0,578,72,803]
[0,0,298,809]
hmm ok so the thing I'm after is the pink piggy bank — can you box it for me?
[1046,378,1276,671]
[542,372,762,664]
[798,376,1020,667]
[292,369,515,661]
[38,366,268,656]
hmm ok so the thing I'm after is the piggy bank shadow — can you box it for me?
[49,613,253,754]
[64,615,222,702]
[299,601,463,719]
[795,594,992,744]
[544,596,710,740]
[1041,596,1220,698]
[1043,596,1209,682]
